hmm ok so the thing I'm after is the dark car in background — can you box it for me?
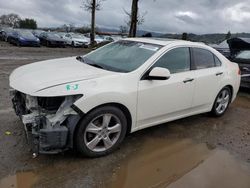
[232,50,250,88]
[0,28,14,41]
[7,30,40,47]
[32,29,45,38]
[39,32,66,47]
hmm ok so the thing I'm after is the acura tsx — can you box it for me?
[9,38,241,157]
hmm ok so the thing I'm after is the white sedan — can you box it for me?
[62,33,89,47]
[9,38,241,157]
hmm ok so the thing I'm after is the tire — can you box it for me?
[16,40,20,47]
[76,106,127,157]
[46,41,50,47]
[211,87,232,117]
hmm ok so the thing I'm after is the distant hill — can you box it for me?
[160,33,250,44]
[99,27,250,44]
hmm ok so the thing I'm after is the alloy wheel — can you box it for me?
[215,89,230,114]
[84,114,122,152]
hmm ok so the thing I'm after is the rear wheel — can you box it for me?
[211,87,231,117]
[46,41,50,47]
[76,106,127,157]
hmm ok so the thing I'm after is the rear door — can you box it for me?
[191,47,224,108]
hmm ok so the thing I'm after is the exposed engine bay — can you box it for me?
[10,90,83,155]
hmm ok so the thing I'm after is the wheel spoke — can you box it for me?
[108,123,121,134]
[224,94,229,102]
[217,97,223,103]
[102,114,112,127]
[86,136,101,150]
[86,123,102,134]
[221,90,226,98]
[216,104,222,112]
[103,136,113,149]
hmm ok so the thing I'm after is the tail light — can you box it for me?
[238,68,241,75]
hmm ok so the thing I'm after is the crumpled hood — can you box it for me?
[10,56,115,95]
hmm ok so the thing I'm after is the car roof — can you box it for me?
[124,37,205,47]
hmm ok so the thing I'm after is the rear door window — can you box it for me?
[192,48,215,69]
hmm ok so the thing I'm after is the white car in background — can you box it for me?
[9,38,240,157]
[62,33,89,47]
[84,33,105,44]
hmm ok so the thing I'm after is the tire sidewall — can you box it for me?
[211,87,232,117]
[76,106,127,157]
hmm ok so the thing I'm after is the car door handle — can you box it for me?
[216,72,223,76]
[183,78,194,83]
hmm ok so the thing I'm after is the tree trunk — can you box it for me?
[129,0,138,37]
[90,0,96,45]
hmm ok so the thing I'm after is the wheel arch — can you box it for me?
[72,102,132,147]
[224,84,234,102]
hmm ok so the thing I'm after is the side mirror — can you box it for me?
[147,67,170,80]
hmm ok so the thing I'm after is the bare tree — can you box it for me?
[128,0,155,37]
[0,13,21,28]
[82,0,105,45]
[128,0,139,37]
[119,25,128,36]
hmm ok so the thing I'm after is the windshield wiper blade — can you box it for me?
[76,56,104,70]
[87,63,104,69]
[76,56,84,62]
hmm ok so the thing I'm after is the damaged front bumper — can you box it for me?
[10,90,83,154]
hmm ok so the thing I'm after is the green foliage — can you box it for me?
[19,18,37,29]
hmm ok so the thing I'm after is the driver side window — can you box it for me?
[152,47,191,74]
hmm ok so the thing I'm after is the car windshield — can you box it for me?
[236,51,250,61]
[47,33,60,38]
[82,40,162,73]
[72,33,85,38]
[19,31,34,38]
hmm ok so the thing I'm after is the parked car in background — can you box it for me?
[7,29,40,47]
[232,50,250,88]
[62,33,89,47]
[32,29,45,38]
[84,33,105,44]
[0,28,14,41]
[39,32,66,47]
[10,38,240,157]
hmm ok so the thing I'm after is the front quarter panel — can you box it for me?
[73,74,138,131]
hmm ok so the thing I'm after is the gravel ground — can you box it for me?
[0,41,250,188]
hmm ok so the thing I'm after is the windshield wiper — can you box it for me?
[76,56,104,70]
[87,63,104,69]
[76,56,84,62]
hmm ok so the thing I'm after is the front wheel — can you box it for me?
[211,87,232,117]
[76,106,127,157]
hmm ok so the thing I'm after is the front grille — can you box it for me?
[37,96,65,111]
[12,91,28,116]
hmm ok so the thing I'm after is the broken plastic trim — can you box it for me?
[71,104,85,117]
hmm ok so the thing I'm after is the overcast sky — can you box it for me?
[0,0,250,34]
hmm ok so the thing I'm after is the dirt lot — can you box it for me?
[0,41,250,188]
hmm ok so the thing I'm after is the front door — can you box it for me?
[137,47,195,128]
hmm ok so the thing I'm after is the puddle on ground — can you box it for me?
[1,138,250,188]
[108,138,250,188]
[0,171,37,188]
